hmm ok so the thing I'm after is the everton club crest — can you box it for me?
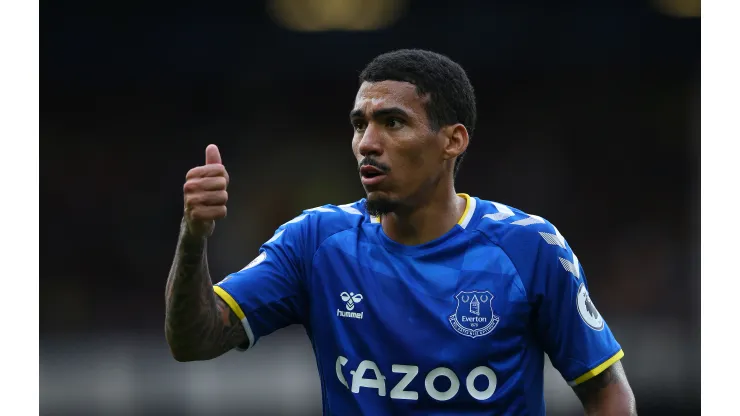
[448,290,500,339]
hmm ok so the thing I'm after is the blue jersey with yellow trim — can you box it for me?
[214,194,623,415]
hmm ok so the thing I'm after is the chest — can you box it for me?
[306,239,533,361]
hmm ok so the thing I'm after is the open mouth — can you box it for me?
[360,165,387,185]
[360,165,385,177]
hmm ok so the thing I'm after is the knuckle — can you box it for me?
[208,177,226,190]
[186,193,203,207]
[206,165,223,175]
[191,207,210,221]
[214,166,229,179]
[186,167,201,179]
[183,180,197,193]
[190,209,205,220]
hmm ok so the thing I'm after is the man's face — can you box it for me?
[350,80,446,216]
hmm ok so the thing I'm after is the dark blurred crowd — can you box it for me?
[41,72,699,334]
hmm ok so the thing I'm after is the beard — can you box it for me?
[364,195,400,217]
[358,156,397,217]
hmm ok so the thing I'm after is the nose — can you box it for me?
[357,124,384,158]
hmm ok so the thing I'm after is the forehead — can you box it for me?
[353,80,427,115]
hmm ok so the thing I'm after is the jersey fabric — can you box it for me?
[213,194,624,415]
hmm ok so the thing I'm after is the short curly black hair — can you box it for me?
[359,49,477,178]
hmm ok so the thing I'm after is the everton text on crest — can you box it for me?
[448,290,500,338]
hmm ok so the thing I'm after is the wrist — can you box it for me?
[181,217,209,243]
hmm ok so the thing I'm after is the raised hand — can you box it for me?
[183,144,229,237]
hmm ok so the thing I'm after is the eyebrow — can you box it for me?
[350,107,410,121]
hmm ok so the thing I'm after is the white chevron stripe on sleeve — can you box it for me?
[483,202,515,221]
[558,254,581,279]
[539,231,566,249]
[511,215,545,226]
[305,206,335,213]
[339,204,362,215]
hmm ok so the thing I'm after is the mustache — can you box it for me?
[358,157,390,173]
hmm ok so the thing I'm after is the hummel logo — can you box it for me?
[341,292,363,310]
[337,291,364,320]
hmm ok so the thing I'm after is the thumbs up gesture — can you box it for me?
[183,144,229,237]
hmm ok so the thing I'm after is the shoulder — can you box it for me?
[273,199,369,243]
[472,198,569,265]
[474,198,560,244]
[471,197,586,288]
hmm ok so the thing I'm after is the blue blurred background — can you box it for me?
[41,0,700,414]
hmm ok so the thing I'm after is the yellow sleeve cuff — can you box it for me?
[213,285,255,350]
[568,349,624,386]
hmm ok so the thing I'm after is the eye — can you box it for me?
[352,121,367,132]
[386,118,404,129]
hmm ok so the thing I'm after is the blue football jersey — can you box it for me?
[214,194,624,415]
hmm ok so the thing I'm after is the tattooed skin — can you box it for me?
[164,220,248,361]
[573,361,637,415]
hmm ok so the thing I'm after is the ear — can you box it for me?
[441,123,469,162]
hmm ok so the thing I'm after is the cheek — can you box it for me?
[391,149,429,187]
[351,136,360,156]
[394,139,426,168]
[397,141,431,174]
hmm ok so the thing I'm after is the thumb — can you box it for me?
[205,144,222,165]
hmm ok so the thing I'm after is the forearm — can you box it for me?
[583,390,636,416]
[164,219,225,361]
[574,362,637,416]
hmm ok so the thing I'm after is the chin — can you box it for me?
[364,192,400,217]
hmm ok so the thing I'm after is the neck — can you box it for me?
[380,184,467,246]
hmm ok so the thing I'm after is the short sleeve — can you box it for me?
[530,225,623,385]
[505,220,623,386]
[213,214,311,351]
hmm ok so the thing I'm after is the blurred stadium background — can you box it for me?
[41,0,700,414]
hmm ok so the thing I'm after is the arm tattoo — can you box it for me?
[164,219,248,361]
[573,365,619,403]
[573,361,636,415]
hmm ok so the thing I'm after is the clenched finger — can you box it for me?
[188,206,227,221]
[184,191,229,207]
[186,164,229,182]
[183,177,228,193]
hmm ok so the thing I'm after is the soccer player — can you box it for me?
[165,49,637,415]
